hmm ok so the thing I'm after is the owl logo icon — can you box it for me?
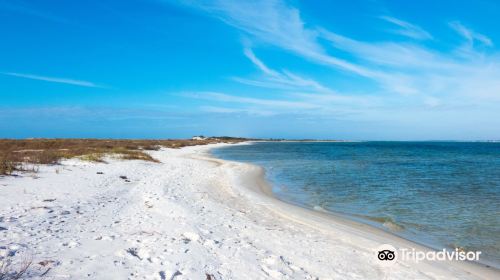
[375,244,398,266]
[378,249,395,261]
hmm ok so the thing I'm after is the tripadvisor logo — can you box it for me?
[376,244,398,267]
[378,249,396,261]
[375,244,481,266]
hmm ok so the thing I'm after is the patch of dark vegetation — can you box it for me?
[0,256,32,280]
[125,248,141,260]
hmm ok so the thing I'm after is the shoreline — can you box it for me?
[1,142,498,279]
[201,142,500,278]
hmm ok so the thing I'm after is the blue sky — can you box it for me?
[1,0,500,140]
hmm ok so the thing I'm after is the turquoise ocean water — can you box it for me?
[212,142,500,266]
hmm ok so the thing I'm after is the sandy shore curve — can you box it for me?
[197,143,499,279]
[0,142,498,279]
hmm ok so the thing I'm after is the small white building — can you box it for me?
[192,136,207,140]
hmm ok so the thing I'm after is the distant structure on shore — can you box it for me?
[191,136,253,141]
[191,135,207,141]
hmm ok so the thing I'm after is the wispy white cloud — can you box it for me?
[181,0,376,78]
[184,89,387,120]
[449,21,493,47]
[177,0,500,129]
[186,0,321,54]
[184,91,319,109]
[318,30,449,70]
[2,72,105,88]
[200,105,275,116]
[236,47,335,93]
[176,0,436,95]
[380,16,432,40]
[242,47,279,76]
[317,26,500,101]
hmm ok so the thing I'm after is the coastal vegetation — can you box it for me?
[0,138,245,175]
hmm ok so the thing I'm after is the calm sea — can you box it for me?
[212,141,500,266]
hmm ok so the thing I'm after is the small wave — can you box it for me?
[364,216,405,231]
[382,221,404,232]
[313,205,329,213]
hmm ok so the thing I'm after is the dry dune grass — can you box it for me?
[0,256,32,280]
[0,138,245,175]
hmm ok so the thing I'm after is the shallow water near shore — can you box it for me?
[212,141,500,267]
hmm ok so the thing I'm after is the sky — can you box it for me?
[1,0,500,140]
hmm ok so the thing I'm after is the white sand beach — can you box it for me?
[0,143,498,279]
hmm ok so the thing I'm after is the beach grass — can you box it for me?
[0,138,244,175]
